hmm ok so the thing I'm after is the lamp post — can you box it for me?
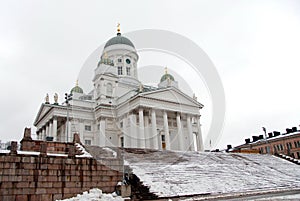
[65,93,72,142]
[262,127,269,154]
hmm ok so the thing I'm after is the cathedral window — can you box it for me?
[85,125,91,131]
[85,140,91,145]
[126,67,130,75]
[118,58,122,62]
[120,136,124,147]
[118,66,123,75]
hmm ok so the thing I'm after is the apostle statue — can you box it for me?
[45,93,50,104]
[54,93,58,105]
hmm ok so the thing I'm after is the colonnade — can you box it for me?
[97,108,203,151]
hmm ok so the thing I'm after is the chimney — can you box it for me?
[245,138,251,144]
[268,133,273,138]
[286,128,292,134]
[292,127,297,132]
[227,145,232,150]
[273,131,280,136]
[259,135,264,140]
[252,136,259,142]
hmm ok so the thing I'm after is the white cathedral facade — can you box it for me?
[34,27,204,151]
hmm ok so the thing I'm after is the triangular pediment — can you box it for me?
[33,104,53,126]
[140,87,203,108]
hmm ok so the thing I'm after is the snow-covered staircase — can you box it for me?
[124,149,300,198]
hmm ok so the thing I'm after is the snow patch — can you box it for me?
[56,188,124,201]
[103,147,117,158]
[75,143,93,158]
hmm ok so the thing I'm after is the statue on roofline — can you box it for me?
[45,93,50,104]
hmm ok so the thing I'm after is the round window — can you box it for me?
[126,58,131,64]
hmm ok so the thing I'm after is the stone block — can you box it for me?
[48,164,60,170]
[23,163,35,170]
[53,182,63,188]
[101,176,113,182]
[40,194,52,200]
[73,133,81,144]
[10,141,18,155]
[53,194,63,200]
[38,182,52,188]
[40,143,47,157]
[16,194,28,201]
[35,188,46,194]
[2,195,15,201]
[46,188,61,194]
[22,157,31,163]
[15,182,29,188]
[22,188,36,195]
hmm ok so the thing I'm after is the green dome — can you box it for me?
[160,73,175,82]
[104,33,135,48]
[71,85,83,94]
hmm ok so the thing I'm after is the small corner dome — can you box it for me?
[160,73,175,83]
[104,33,135,48]
[71,83,84,94]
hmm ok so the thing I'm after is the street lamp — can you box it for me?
[65,93,72,142]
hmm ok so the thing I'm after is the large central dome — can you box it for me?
[104,33,135,48]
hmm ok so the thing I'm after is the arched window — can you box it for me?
[118,66,122,75]
[106,83,112,96]
[126,66,130,75]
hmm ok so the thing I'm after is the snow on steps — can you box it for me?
[123,149,300,198]
[277,153,300,165]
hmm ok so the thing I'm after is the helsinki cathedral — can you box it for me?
[34,25,204,151]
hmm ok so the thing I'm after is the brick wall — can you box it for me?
[0,129,123,201]
[0,152,123,201]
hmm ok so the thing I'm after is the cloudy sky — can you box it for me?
[0,0,299,149]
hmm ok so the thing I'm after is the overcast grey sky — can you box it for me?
[0,0,300,149]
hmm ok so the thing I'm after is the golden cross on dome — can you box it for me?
[76,80,79,86]
[117,23,121,33]
[164,66,168,74]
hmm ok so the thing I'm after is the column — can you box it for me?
[60,125,65,142]
[176,113,185,151]
[144,114,150,149]
[151,109,159,150]
[163,111,171,150]
[99,118,106,147]
[41,128,45,140]
[79,120,84,144]
[130,113,137,148]
[40,130,43,140]
[139,108,146,148]
[197,119,204,151]
[187,116,195,151]
[48,121,53,138]
[45,124,49,139]
[123,116,130,148]
[52,117,57,141]
[67,121,72,142]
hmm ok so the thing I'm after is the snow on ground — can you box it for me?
[56,188,124,201]
[75,143,93,158]
[125,150,300,197]
[103,147,117,158]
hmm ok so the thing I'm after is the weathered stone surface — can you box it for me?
[0,144,122,201]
